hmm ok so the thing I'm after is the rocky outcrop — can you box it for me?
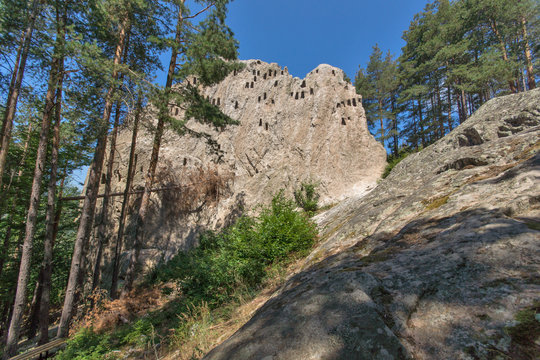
[93,60,386,280]
[203,89,540,359]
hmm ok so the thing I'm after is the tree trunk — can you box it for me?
[376,98,385,149]
[447,82,453,131]
[0,29,24,205]
[520,16,535,90]
[0,121,32,279]
[92,102,121,291]
[57,16,130,339]
[37,35,64,344]
[110,93,142,299]
[3,23,63,355]
[418,99,426,148]
[391,96,398,156]
[436,83,444,139]
[0,0,40,193]
[489,18,518,93]
[26,269,44,339]
[122,2,185,295]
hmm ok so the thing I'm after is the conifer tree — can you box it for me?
[355,45,399,152]
[3,0,65,355]
[122,0,241,294]
[57,0,165,336]
[56,0,132,338]
[0,0,41,195]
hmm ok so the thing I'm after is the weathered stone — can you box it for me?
[203,89,540,359]
[89,60,386,284]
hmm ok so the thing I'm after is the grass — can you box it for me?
[422,194,450,211]
[524,221,540,231]
[360,246,399,266]
[57,191,318,359]
[382,147,420,179]
[506,301,540,359]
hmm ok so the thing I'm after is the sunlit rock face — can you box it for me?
[203,89,540,359]
[90,59,386,283]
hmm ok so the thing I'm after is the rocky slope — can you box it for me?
[203,89,540,359]
[93,60,386,280]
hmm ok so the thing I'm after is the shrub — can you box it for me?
[56,328,116,360]
[382,147,419,179]
[293,181,320,214]
[149,191,317,306]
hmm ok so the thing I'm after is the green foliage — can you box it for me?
[293,181,320,215]
[149,191,317,306]
[56,328,117,360]
[356,0,539,155]
[381,147,419,179]
[505,302,540,357]
[355,45,399,152]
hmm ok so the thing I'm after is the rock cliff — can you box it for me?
[93,60,386,280]
[203,89,540,359]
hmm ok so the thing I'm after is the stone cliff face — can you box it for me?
[203,89,540,359]
[93,60,386,280]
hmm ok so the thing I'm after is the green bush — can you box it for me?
[56,328,117,360]
[149,191,317,306]
[61,192,318,358]
[293,181,320,214]
[382,147,419,179]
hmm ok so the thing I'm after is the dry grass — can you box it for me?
[422,194,450,211]
[162,259,306,360]
[72,286,173,336]
[464,163,518,185]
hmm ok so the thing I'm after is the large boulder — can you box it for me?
[91,60,386,282]
[203,89,540,360]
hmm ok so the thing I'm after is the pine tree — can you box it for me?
[355,45,399,152]
[0,0,41,196]
[122,0,241,294]
[57,0,166,336]
[3,1,66,354]
[56,0,132,338]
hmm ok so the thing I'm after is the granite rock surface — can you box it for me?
[203,89,540,360]
[91,60,386,281]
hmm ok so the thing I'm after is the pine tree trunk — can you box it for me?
[122,2,185,294]
[429,94,439,140]
[57,17,130,339]
[460,88,466,123]
[391,96,398,156]
[520,16,535,90]
[3,30,62,356]
[489,18,518,93]
[4,19,63,356]
[110,93,142,299]
[0,121,32,279]
[92,102,121,291]
[377,99,385,149]
[418,99,426,148]
[447,83,453,131]
[0,0,40,193]
[436,82,445,138]
[0,28,24,205]
[37,41,64,345]
[26,269,44,339]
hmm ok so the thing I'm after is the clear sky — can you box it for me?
[225,0,430,80]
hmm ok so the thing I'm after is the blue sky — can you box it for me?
[225,0,430,80]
